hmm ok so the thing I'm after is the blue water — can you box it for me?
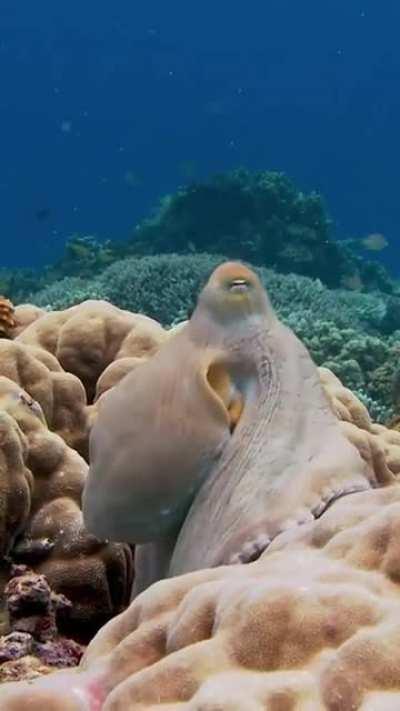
[1,1,399,272]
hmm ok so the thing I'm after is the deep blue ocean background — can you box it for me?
[1,1,399,273]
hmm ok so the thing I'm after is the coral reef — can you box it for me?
[12,482,400,710]
[23,252,399,421]
[0,375,132,634]
[24,252,400,334]
[0,297,180,663]
[1,261,400,708]
[27,253,221,321]
[0,339,90,458]
[16,299,167,402]
[132,170,332,274]
[0,235,117,305]
[290,320,400,422]
[12,304,46,338]
[2,170,398,308]
[130,169,396,292]
[0,408,32,559]
[51,235,116,279]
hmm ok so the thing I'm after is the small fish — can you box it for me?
[124,171,142,188]
[35,208,51,222]
[360,233,388,251]
[60,120,72,133]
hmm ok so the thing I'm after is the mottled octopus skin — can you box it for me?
[169,269,390,576]
[83,290,236,544]
[83,262,390,593]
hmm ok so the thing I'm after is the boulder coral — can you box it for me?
[5,482,400,710]
[0,376,132,632]
[12,304,46,338]
[0,409,32,559]
[16,300,168,402]
[0,299,171,650]
[0,340,89,458]
[1,261,400,708]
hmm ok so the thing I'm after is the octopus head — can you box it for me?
[195,261,273,328]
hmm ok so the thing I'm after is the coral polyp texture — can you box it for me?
[1,261,400,708]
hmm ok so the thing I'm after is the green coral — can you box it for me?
[322,358,365,391]
[26,276,110,310]
[26,252,400,422]
[131,169,343,286]
[2,169,398,303]
[29,253,222,324]
[49,234,116,279]
[129,168,396,293]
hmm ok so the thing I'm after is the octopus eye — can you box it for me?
[228,278,249,292]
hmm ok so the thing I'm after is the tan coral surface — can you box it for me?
[0,410,32,558]
[0,375,132,629]
[11,304,46,338]
[16,300,167,401]
[1,482,400,709]
[0,340,89,458]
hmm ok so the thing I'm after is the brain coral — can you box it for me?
[0,339,89,458]
[12,303,46,338]
[16,299,167,402]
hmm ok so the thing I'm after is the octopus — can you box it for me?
[82,261,384,596]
